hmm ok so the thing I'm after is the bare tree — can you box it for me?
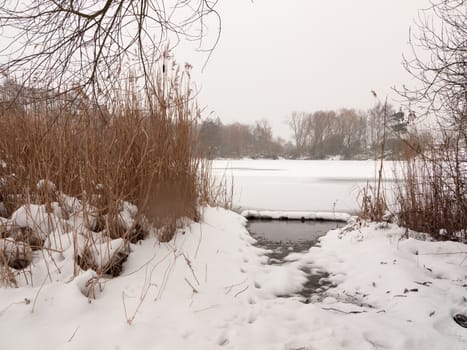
[399,0,466,133]
[252,119,274,157]
[0,1,221,101]
[287,112,310,157]
[222,123,253,158]
[309,110,337,157]
[198,117,223,157]
[338,108,367,157]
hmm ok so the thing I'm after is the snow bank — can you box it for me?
[10,204,66,239]
[298,222,467,348]
[0,207,466,349]
[0,207,270,349]
[241,209,351,222]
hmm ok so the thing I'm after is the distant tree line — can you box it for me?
[197,103,426,160]
[287,103,422,159]
[197,118,289,159]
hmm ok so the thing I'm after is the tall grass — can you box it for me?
[395,135,466,240]
[359,122,466,241]
[359,183,388,222]
[359,100,389,222]
[0,58,213,243]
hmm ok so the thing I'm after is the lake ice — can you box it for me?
[213,159,399,213]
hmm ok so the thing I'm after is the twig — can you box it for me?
[195,224,203,260]
[0,299,29,316]
[184,277,198,294]
[193,304,220,313]
[414,281,432,286]
[234,285,249,298]
[31,273,49,313]
[419,251,467,255]
[122,251,171,325]
[224,278,247,295]
[122,291,130,324]
[182,252,200,285]
[155,253,177,301]
[321,307,366,314]
[67,326,80,343]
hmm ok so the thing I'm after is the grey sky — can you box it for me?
[176,0,431,140]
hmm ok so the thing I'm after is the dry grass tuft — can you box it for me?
[0,250,18,287]
[359,182,388,222]
[197,159,234,210]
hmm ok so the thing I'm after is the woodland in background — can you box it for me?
[197,103,425,160]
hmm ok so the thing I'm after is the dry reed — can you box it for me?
[395,136,466,240]
[0,57,215,248]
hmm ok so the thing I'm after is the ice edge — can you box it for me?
[240,209,351,222]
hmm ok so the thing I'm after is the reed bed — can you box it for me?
[0,59,218,247]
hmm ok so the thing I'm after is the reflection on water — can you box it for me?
[248,220,342,242]
[247,220,343,299]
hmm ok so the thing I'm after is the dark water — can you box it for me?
[247,220,343,299]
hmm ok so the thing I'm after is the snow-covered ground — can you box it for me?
[1,161,466,349]
[212,159,399,213]
[1,207,466,349]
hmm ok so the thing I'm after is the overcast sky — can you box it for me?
[176,0,431,140]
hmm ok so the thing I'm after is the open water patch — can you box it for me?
[247,219,344,300]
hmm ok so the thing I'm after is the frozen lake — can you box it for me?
[212,159,399,214]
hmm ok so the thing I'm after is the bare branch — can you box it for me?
[0,0,221,101]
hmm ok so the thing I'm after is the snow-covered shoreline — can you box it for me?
[1,207,466,349]
[241,209,352,222]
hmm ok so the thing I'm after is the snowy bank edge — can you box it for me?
[240,209,351,222]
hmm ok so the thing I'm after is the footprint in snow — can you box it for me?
[248,313,257,324]
[217,334,229,346]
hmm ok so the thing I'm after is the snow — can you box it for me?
[10,204,66,239]
[241,209,351,222]
[0,238,32,266]
[1,159,466,349]
[36,179,57,192]
[212,159,399,213]
[1,205,466,349]
[118,201,138,230]
[301,223,467,348]
[75,236,127,270]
